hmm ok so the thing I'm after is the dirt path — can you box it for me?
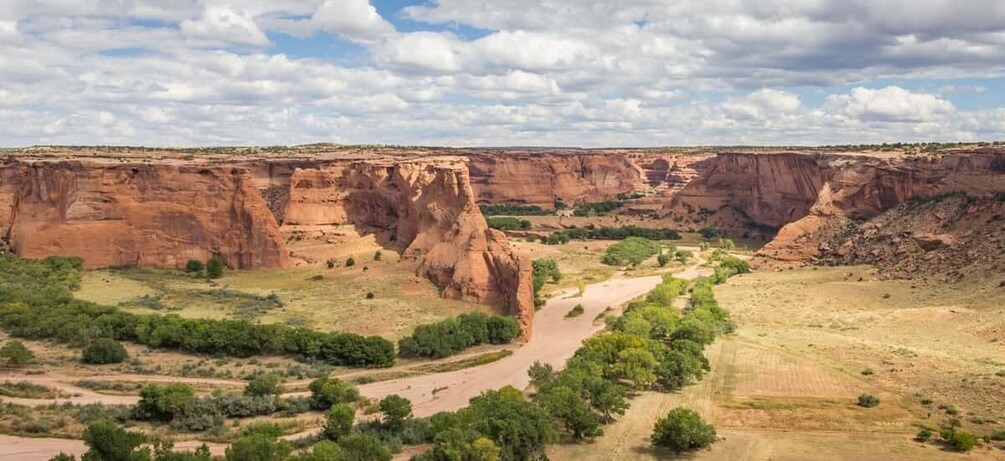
[0,261,711,459]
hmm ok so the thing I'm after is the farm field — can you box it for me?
[548,266,1005,460]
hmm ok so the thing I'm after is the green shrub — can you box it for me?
[379,395,413,431]
[322,403,355,441]
[373,251,382,261]
[135,383,196,421]
[206,258,224,279]
[345,257,355,267]
[857,394,880,408]
[651,407,716,452]
[244,374,282,397]
[184,260,204,274]
[0,340,33,367]
[915,427,933,442]
[942,428,979,452]
[82,338,128,364]
[566,304,585,318]
[309,377,359,410]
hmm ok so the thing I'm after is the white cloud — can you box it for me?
[825,86,955,122]
[311,0,394,42]
[0,1,1002,147]
[180,6,270,46]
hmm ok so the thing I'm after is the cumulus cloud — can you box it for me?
[826,86,956,122]
[179,6,271,46]
[0,1,1002,146]
[310,0,394,42]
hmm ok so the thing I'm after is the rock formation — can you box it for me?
[0,154,535,335]
[465,151,645,208]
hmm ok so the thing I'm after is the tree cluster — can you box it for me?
[601,237,662,267]
[486,216,532,231]
[479,204,549,216]
[397,312,521,359]
[539,225,682,245]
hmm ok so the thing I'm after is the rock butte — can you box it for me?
[1,146,1003,329]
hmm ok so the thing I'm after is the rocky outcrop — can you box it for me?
[0,156,534,334]
[275,159,535,334]
[756,150,1005,262]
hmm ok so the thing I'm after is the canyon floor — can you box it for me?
[550,265,1005,460]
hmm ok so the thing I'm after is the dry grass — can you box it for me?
[76,246,495,340]
[548,266,1005,460]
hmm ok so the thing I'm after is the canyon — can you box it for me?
[1,146,1003,331]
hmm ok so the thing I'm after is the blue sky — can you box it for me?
[0,0,1003,146]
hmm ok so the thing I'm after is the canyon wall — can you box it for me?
[0,160,289,269]
[465,152,646,207]
[0,156,534,334]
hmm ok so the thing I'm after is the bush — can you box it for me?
[0,340,33,367]
[135,383,196,421]
[322,403,355,441]
[857,394,880,408]
[379,395,413,431]
[651,407,716,452]
[373,251,382,261]
[942,428,979,452]
[184,260,204,274]
[566,304,585,318]
[338,434,391,461]
[601,237,661,267]
[915,427,933,442]
[656,251,671,267]
[309,377,359,410]
[206,258,224,279]
[244,374,282,397]
[546,226,681,245]
[82,338,128,364]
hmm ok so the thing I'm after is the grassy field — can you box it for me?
[76,253,494,340]
[548,266,1005,460]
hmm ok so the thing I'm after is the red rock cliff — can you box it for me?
[465,152,645,208]
[0,160,288,269]
[662,150,1005,261]
[0,156,534,334]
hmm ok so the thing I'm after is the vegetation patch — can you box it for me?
[479,204,550,216]
[0,380,61,399]
[601,237,662,267]
[397,312,521,359]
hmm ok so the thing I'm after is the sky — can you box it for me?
[1,0,1004,147]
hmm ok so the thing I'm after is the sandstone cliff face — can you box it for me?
[0,156,535,335]
[0,160,288,269]
[466,152,644,208]
[275,159,535,334]
[657,150,1005,262]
